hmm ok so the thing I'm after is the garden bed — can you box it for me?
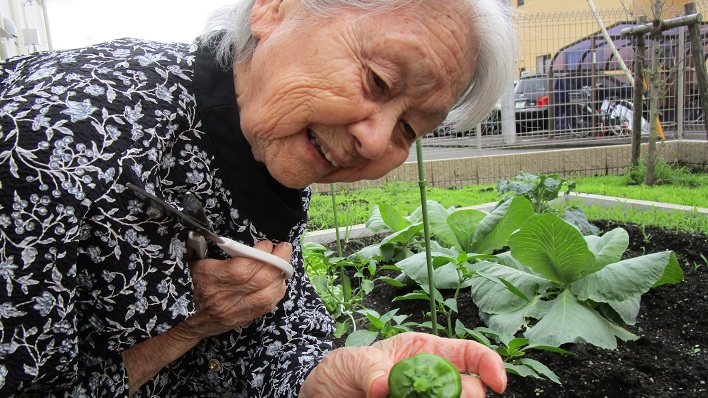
[327,220,708,398]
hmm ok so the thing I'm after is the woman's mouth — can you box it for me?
[308,130,339,167]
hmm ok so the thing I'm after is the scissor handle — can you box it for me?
[185,233,294,279]
[187,232,209,260]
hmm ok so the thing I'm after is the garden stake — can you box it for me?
[330,183,351,304]
[415,138,438,335]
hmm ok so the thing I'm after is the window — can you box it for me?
[517,0,524,5]
[536,54,551,74]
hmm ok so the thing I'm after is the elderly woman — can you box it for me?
[0,0,515,396]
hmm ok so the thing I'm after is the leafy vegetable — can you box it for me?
[470,213,684,349]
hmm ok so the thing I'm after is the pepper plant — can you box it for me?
[357,195,534,289]
[344,308,417,347]
[456,325,570,384]
[303,241,398,338]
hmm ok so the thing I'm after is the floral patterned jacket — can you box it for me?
[0,37,334,397]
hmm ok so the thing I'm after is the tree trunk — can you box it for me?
[644,2,664,187]
[631,18,647,170]
[684,2,708,141]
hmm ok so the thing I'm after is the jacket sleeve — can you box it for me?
[0,187,130,397]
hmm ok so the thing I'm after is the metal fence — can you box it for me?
[426,5,708,150]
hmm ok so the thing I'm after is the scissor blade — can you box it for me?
[126,183,222,243]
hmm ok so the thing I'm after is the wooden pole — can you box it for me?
[632,18,647,169]
[684,2,708,140]
[644,1,663,187]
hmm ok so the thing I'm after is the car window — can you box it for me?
[514,78,547,95]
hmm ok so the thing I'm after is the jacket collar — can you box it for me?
[193,39,305,242]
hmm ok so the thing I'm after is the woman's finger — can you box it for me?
[459,374,487,398]
[373,332,507,394]
[300,346,392,398]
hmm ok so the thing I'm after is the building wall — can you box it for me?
[510,0,705,77]
[513,0,687,14]
[513,0,621,13]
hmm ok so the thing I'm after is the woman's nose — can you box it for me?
[348,110,398,160]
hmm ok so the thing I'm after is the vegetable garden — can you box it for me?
[304,164,707,397]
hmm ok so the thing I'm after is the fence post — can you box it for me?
[684,2,708,140]
[677,25,685,139]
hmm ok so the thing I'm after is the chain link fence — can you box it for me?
[426,4,708,150]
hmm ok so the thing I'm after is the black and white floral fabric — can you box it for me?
[0,37,334,397]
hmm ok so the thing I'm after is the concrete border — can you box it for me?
[303,193,707,244]
[311,140,708,193]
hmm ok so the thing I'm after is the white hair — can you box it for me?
[202,0,516,132]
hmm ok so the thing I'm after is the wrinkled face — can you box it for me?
[236,0,477,189]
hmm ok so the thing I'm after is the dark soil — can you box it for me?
[326,220,708,398]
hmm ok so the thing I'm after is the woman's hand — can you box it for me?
[122,240,291,394]
[185,240,292,339]
[299,332,507,398]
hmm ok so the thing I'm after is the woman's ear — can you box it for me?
[250,0,287,40]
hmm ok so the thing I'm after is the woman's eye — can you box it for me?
[371,71,387,91]
[401,121,417,141]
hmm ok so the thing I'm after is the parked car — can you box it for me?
[514,75,549,132]
[514,73,634,134]
[426,100,502,137]
[481,101,501,135]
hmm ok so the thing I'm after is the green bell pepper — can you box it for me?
[387,353,462,398]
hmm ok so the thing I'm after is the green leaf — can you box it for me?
[504,363,540,379]
[471,196,535,254]
[443,298,458,313]
[393,291,431,302]
[365,205,390,233]
[525,345,574,355]
[653,251,684,287]
[509,214,597,285]
[470,260,553,314]
[480,306,529,336]
[425,201,461,249]
[454,321,493,345]
[352,243,387,262]
[361,279,375,295]
[524,290,617,349]
[333,320,350,338]
[396,251,471,290]
[517,358,562,384]
[571,251,681,303]
[345,330,378,347]
[585,228,629,268]
[497,276,531,302]
[378,276,406,287]
[605,321,639,342]
[446,209,487,251]
[507,337,529,352]
[381,222,424,244]
[379,309,399,325]
[606,297,641,325]
[371,204,409,232]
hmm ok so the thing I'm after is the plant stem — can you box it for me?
[330,183,343,258]
[415,138,438,335]
[330,183,350,303]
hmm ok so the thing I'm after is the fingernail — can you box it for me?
[500,369,508,390]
